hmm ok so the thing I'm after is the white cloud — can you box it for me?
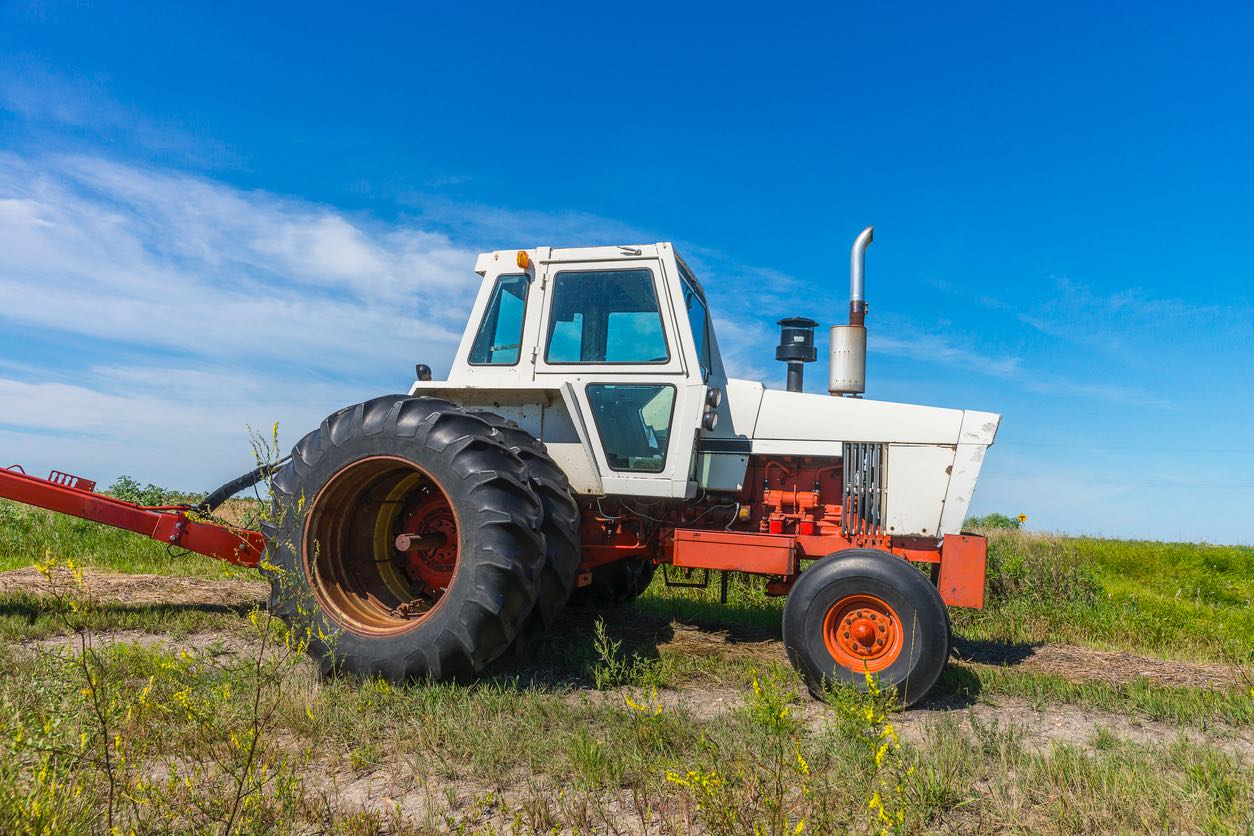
[0,152,476,370]
[0,152,487,488]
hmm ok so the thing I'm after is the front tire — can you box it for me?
[782,549,950,707]
[262,395,545,681]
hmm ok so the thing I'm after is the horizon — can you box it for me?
[2,2,1252,545]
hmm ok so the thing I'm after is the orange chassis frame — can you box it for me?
[579,524,987,610]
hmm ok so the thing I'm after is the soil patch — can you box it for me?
[0,566,268,609]
[953,636,1243,689]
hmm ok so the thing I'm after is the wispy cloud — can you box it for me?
[874,332,1023,377]
[0,152,475,368]
[0,58,233,165]
[0,151,491,486]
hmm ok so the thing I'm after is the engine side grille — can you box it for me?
[842,442,886,537]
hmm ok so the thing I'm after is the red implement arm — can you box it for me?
[0,466,265,568]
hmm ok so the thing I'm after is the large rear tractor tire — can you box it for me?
[469,411,581,632]
[262,394,545,681]
[782,548,950,707]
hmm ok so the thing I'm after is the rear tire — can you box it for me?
[262,394,545,681]
[469,411,581,632]
[782,548,950,707]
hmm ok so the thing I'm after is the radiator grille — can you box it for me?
[842,442,886,537]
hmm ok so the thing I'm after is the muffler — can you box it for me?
[828,226,873,396]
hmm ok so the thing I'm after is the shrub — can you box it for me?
[983,531,1101,607]
[105,476,205,507]
[965,512,1027,530]
[589,618,661,689]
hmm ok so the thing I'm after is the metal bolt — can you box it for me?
[168,535,177,542]
[879,625,886,633]
[843,631,850,639]
[869,612,877,620]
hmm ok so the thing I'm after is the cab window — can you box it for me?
[469,274,528,365]
[545,269,668,364]
[586,384,676,472]
[679,264,711,381]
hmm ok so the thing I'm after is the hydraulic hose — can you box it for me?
[196,458,290,514]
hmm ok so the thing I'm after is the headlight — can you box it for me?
[705,387,723,408]
[701,409,719,431]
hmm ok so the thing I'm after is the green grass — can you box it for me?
[0,499,253,579]
[1,500,1252,829]
[0,633,1249,834]
[0,590,252,642]
[951,530,1254,663]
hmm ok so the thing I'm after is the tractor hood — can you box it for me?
[719,379,1000,452]
[707,379,1000,538]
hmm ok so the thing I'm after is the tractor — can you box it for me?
[0,227,999,706]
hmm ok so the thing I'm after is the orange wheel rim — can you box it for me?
[821,593,903,673]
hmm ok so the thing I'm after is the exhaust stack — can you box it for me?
[828,226,873,396]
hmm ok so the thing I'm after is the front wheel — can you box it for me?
[782,549,950,707]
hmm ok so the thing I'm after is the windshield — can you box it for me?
[545,268,669,364]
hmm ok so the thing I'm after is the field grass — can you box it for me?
[0,616,1248,834]
[0,500,1251,832]
[0,499,255,579]
[954,530,1254,663]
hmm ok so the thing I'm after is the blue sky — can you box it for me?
[1,1,1252,544]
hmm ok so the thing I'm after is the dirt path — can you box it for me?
[0,566,268,609]
[952,636,1244,690]
[3,567,1245,691]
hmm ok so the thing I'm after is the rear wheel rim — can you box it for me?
[821,593,903,673]
[303,455,461,637]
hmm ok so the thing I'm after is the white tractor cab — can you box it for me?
[411,238,999,535]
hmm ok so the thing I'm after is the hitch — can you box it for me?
[0,466,266,568]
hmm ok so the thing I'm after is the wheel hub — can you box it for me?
[397,493,459,593]
[822,594,903,673]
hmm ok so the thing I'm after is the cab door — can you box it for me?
[533,249,705,498]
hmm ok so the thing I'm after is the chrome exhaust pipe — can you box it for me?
[829,226,873,396]
[849,225,873,327]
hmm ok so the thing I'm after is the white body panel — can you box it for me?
[410,242,1001,535]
